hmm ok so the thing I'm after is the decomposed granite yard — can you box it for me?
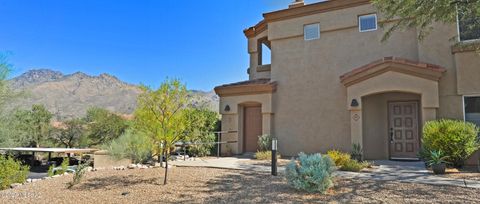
[2,167,480,204]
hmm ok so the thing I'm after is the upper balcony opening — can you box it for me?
[258,38,271,66]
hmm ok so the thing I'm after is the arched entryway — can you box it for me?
[340,57,446,160]
[362,92,422,160]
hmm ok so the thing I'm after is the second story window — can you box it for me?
[359,14,377,32]
[258,38,271,65]
[458,8,480,42]
[304,23,320,41]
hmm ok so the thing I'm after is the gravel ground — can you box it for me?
[1,167,479,204]
[440,168,480,181]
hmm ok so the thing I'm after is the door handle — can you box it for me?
[389,128,394,143]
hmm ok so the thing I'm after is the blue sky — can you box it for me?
[0,0,319,91]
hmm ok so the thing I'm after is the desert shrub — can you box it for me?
[285,152,335,193]
[47,165,55,177]
[105,129,153,163]
[327,150,351,167]
[351,143,363,161]
[422,119,480,166]
[339,159,370,172]
[55,158,70,175]
[257,134,272,151]
[254,151,281,160]
[188,133,216,157]
[183,108,220,157]
[67,162,90,189]
[0,156,30,190]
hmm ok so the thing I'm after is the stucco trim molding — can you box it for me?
[214,79,277,97]
[244,0,371,38]
[263,0,371,23]
[340,57,446,87]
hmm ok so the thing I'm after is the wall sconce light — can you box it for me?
[351,99,359,107]
[224,105,231,112]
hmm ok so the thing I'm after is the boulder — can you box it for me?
[10,183,22,188]
[127,164,137,169]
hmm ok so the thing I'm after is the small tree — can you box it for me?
[134,79,188,185]
[52,119,85,148]
[372,0,480,43]
[0,54,14,110]
[14,104,53,147]
[85,107,129,146]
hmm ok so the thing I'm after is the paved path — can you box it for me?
[171,157,480,189]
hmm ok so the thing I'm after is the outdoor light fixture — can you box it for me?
[224,105,231,112]
[351,99,359,107]
[271,138,278,176]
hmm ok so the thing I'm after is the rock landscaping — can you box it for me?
[2,167,480,203]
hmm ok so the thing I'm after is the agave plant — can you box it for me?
[427,150,450,166]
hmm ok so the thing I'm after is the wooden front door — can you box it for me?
[388,101,420,159]
[244,106,262,152]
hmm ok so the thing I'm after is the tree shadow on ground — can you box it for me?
[198,171,479,203]
[73,174,160,191]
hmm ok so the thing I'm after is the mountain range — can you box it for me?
[8,69,219,120]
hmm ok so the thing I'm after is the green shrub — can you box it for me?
[351,143,363,161]
[257,134,272,151]
[254,151,281,160]
[339,159,370,172]
[67,162,90,189]
[422,119,480,166]
[0,156,30,190]
[47,165,55,177]
[188,133,216,157]
[55,158,69,175]
[285,152,335,193]
[327,150,351,167]
[105,129,153,163]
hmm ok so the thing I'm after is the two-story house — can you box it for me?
[214,0,480,163]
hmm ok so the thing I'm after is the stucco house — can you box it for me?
[214,0,480,162]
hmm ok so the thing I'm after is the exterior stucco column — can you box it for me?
[421,107,437,125]
[349,106,363,148]
[262,113,273,136]
[220,113,240,155]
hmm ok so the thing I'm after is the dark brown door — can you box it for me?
[244,106,262,152]
[388,101,420,159]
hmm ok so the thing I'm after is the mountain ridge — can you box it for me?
[8,69,219,120]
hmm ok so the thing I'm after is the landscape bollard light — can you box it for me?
[272,138,278,176]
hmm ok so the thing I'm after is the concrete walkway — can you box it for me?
[171,157,480,189]
[336,160,480,189]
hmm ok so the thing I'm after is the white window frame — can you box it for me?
[462,95,480,121]
[456,13,480,42]
[358,13,378,32]
[304,23,320,41]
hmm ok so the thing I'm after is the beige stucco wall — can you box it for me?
[224,3,480,160]
[219,93,273,155]
[268,4,423,156]
[455,51,480,96]
[362,92,421,160]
